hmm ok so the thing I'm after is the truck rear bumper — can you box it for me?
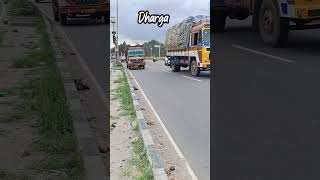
[127,61,145,67]
[59,4,108,15]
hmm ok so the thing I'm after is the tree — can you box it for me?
[111,40,167,57]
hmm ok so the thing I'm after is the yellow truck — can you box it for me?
[213,0,320,47]
[165,16,210,76]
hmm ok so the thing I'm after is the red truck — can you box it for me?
[52,0,109,25]
[125,45,146,69]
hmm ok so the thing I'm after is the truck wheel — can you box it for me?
[142,65,145,69]
[259,0,289,47]
[213,10,226,32]
[104,15,108,24]
[171,61,180,72]
[190,60,200,77]
[54,11,59,21]
[60,14,67,25]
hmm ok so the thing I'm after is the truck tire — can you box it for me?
[54,11,59,21]
[190,60,200,77]
[104,15,108,24]
[171,61,180,72]
[213,10,226,32]
[142,65,145,69]
[258,0,289,47]
[60,14,67,25]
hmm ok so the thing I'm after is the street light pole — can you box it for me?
[154,44,160,60]
[116,0,119,63]
[151,48,152,58]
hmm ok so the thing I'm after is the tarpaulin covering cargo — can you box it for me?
[165,15,210,50]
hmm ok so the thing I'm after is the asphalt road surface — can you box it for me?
[128,61,210,179]
[34,1,108,93]
[213,17,320,180]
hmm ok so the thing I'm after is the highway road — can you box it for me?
[34,1,108,93]
[213,17,320,180]
[128,60,210,179]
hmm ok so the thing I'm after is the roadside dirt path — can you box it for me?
[110,65,139,179]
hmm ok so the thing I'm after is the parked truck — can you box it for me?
[125,45,146,69]
[165,16,210,77]
[213,0,320,47]
[52,0,109,25]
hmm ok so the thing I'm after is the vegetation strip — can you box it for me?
[16,14,84,179]
[113,61,154,179]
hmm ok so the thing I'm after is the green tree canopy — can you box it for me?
[111,40,166,57]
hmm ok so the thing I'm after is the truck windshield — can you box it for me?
[128,50,144,57]
[202,29,210,47]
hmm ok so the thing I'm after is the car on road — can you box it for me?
[120,56,126,62]
[164,57,171,66]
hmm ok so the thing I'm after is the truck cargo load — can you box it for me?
[165,15,210,50]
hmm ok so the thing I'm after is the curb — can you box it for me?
[123,66,168,180]
[32,4,107,180]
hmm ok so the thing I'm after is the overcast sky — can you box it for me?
[110,0,209,47]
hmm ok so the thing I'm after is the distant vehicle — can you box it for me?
[165,16,210,76]
[125,45,145,69]
[52,0,109,25]
[213,0,320,47]
[120,56,126,62]
[164,57,171,66]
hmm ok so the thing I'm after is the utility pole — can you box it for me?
[116,0,119,63]
[151,48,152,58]
[154,44,160,60]
[110,17,117,60]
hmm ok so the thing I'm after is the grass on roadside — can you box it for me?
[115,66,136,119]
[12,17,52,68]
[132,137,154,180]
[8,0,37,16]
[0,32,6,45]
[0,169,30,180]
[17,16,83,179]
[114,66,154,179]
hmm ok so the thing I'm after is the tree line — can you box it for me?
[111,40,166,57]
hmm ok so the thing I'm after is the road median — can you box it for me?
[30,2,108,180]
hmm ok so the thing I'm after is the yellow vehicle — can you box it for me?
[213,0,320,47]
[165,17,210,76]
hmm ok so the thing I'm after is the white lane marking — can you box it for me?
[183,76,202,82]
[127,70,199,180]
[162,70,171,73]
[232,44,295,63]
[162,70,203,82]
[35,5,107,106]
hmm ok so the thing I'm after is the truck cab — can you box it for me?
[125,45,146,69]
[189,23,211,73]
